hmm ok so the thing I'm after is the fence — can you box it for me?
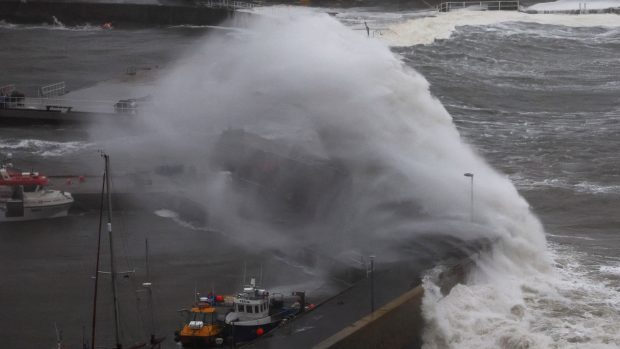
[0,96,151,114]
[195,0,257,9]
[38,81,66,97]
[437,0,520,12]
[0,84,15,96]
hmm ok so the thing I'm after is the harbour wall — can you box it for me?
[313,254,475,349]
[0,108,116,124]
[0,0,248,26]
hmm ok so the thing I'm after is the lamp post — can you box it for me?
[464,173,474,222]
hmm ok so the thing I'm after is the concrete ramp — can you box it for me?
[314,286,425,349]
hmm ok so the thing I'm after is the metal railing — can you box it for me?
[526,5,620,14]
[195,0,257,9]
[0,84,15,96]
[0,96,151,115]
[38,81,66,97]
[437,0,520,12]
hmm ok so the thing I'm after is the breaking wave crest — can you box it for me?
[382,11,620,46]
[510,176,620,195]
[0,139,92,157]
[422,242,620,348]
[0,18,102,31]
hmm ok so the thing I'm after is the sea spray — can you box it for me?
[143,5,551,274]
[129,7,582,346]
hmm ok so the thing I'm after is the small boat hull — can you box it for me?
[0,201,73,222]
[226,318,281,343]
[179,327,223,348]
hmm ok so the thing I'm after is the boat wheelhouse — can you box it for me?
[224,279,299,343]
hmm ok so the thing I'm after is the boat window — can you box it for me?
[248,305,253,313]
[237,304,244,313]
[193,312,203,322]
[23,185,37,192]
[11,186,23,200]
[255,305,259,313]
[190,311,214,324]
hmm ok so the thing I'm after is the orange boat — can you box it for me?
[175,297,225,348]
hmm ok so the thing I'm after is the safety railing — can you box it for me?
[0,96,152,115]
[437,0,520,12]
[0,84,15,96]
[195,0,257,9]
[38,81,66,97]
[526,5,620,14]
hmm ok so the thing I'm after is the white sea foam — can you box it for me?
[600,265,620,276]
[383,11,620,46]
[423,243,620,348]
[510,175,620,195]
[575,181,620,194]
[153,209,179,219]
[168,24,247,32]
[153,209,207,231]
[0,18,102,31]
[0,139,91,157]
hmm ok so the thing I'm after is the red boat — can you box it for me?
[0,167,49,186]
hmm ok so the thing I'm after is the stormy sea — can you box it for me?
[1,2,619,348]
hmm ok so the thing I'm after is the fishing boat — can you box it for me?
[174,295,225,348]
[0,156,73,221]
[224,279,304,343]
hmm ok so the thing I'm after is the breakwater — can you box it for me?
[313,254,479,349]
[0,0,248,26]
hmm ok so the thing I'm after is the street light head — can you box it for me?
[464,173,474,177]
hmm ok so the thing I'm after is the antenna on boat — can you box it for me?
[144,239,155,346]
[82,325,88,349]
[242,261,247,286]
[54,322,63,349]
[143,238,165,349]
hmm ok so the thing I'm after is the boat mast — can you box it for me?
[104,153,122,349]
[90,170,107,348]
[145,239,155,344]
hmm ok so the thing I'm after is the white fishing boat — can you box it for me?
[224,278,305,343]
[0,157,73,222]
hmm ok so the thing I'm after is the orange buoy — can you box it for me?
[215,295,224,303]
[256,328,264,336]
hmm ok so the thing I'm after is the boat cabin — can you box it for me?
[187,301,217,326]
[232,285,271,321]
